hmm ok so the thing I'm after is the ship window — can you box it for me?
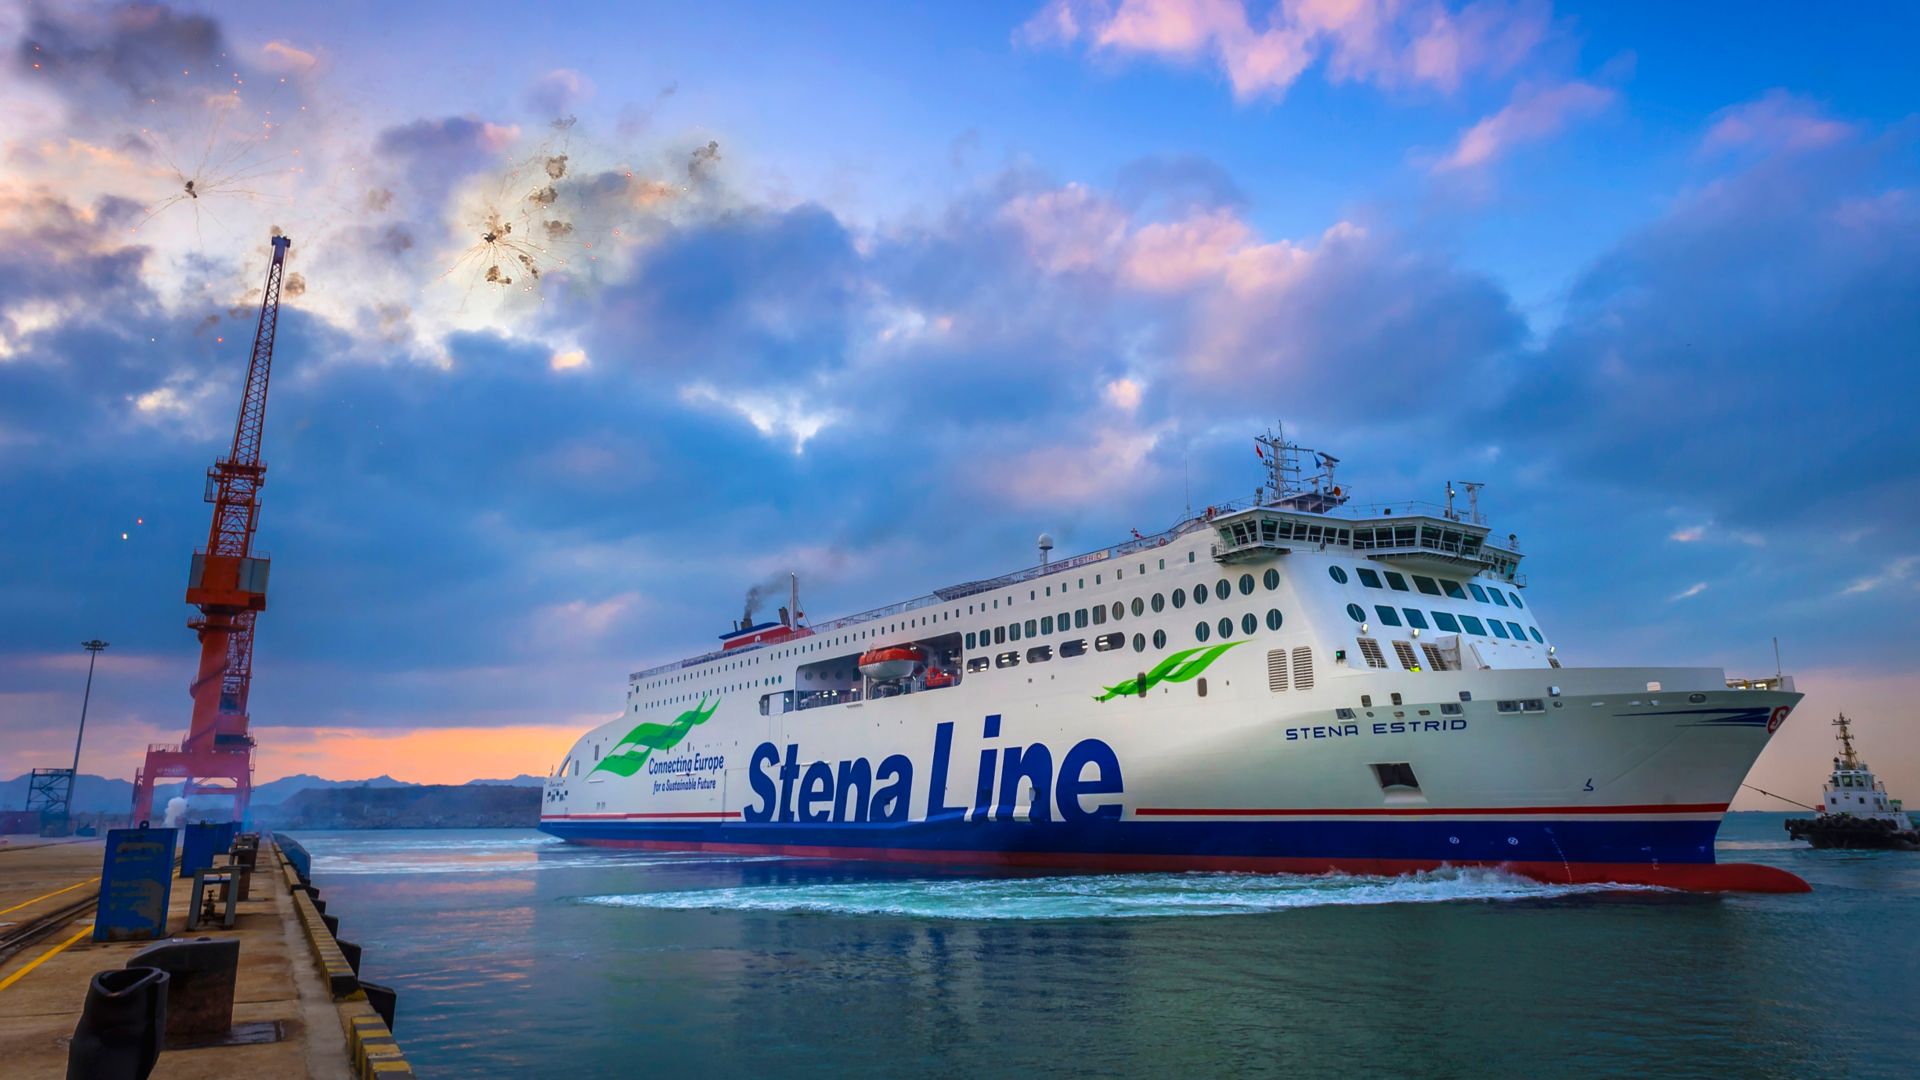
[1132,633,1146,653]
[1403,608,1429,630]
[1442,580,1467,600]
[1215,579,1232,600]
[1025,619,1037,638]
[1509,591,1525,609]
[1459,615,1487,636]
[1529,627,1544,644]
[1497,700,1520,713]
[1411,575,1440,596]
[1196,677,1209,697]
[1385,572,1410,592]
[994,626,1006,645]
[1266,608,1283,631]
[1335,708,1356,720]
[1112,601,1125,621]
[1076,608,1089,628]
[1356,638,1387,668]
[1027,645,1052,663]
[1432,611,1461,633]
[1239,573,1255,595]
[1241,613,1257,635]
[1041,615,1054,635]
[1193,584,1209,605]
[1329,566,1349,585]
[1264,568,1281,591]
[1488,589,1510,608]
[1507,621,1525,639]
[1189,551,1196,562]
[1346,603,1366,623]
[1372,763,1420,791]
[1151,593,1165,613]
[1361,695,1373,707]
[1131,597,1145,616]
[1092,606,1107,626]
[965,631,977,650]
[1441,703,1462,716]
[1152,628,1167,649]
[1095,633,1125,652]
[1390,692,1403,706]
[1374,605,1403,627]
[1061,639,1088,658]
[1059,610,1070,630]
[1172,590,1186,610]
[1468,583,1490,603]
[1009,622,1022,642]
[1218,617,1234,639]
[1522,699,1545,713]
[1357,568,1383,589]
[1489,621,1510,639]
[1195,621,1211,642]
[996,652,1020,668]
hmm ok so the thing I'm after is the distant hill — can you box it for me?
[259,784,539,829]
[2,771,534,817]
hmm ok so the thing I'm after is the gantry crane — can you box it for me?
[132,233,292,825]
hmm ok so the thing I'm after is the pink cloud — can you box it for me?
[1023,0,1552,100]
[1434,79,1614,172]
[1000,182,1130,272]
[1702,90,1854,156]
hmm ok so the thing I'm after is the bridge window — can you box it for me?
[1507,621,1526,639]
[1457,615,1486,635]
[1356,568,1383,589]
[1413,575,1442,596]
[1385,572,1411,592]
[1488,589,1510,608]
[1374,605,1403,627]
[1442,580,1467,600]
[1329,566,1350,585]
[1432,611,1461,633]
[1402,608,1429,630]
[1095,632,1125,652]
[1489,620,1510,639]
[1468,583,1490,603]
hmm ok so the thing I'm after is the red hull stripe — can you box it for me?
[560,836,1810,894]
[1133,802,1729,818]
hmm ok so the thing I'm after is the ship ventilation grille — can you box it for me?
[1421,643,1459,672]
[1356,638,1387,669]
[1392,640,1420,671]
[1267,649,1289,692]
[1291,646,1314,690]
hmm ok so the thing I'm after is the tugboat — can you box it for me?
[1785,714,1918,850]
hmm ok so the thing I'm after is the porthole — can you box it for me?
[1193,585,1208,605]
[1266,608,1283,631]
[1238,573,1255,595]
[1346,603,1366,623]
[1328,566,1349,585]
[1111,601,1124,621]
[1172,590,1186,610]
[1131,597,1145,617]
[1195,621,1210,642]
[1132,633,1146,653]
[1264,568,1281,590]
[1217,617,1233,639]
[1215,579,1231,601]
[1152,629,1167,649]
[1150,592,1165,613]
[1529,627,1544,644]
[1509,591,1524,609]
[1241,613,1257,635]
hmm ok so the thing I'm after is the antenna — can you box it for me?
[1460,481,1485,526]
[1773,637,1782,680]
[1445,481,1458,522]
[1833,713,1859,770]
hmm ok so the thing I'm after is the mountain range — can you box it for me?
[0,771,545,815]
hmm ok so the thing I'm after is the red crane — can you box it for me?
[132,233,292,826]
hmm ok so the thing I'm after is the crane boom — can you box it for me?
[133,232,291,825]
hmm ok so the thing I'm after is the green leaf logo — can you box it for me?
[1095,641,1244,701]
[590,696,721,777]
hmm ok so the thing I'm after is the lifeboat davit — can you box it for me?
[858,644,925,682]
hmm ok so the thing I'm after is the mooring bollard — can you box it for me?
[68,966,170,1080]
[125,938,240,1047]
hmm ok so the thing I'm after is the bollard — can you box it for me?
[337,939,363,975]
[126,938,239,1047]
[68,966,169,1080]
[360,981,399,1033]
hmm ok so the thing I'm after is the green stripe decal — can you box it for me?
[1094,641,1244,701]
[591,697,721,777]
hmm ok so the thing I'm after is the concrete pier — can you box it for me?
[0,833,409,1078]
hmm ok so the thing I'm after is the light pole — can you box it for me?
[71,640,108,801]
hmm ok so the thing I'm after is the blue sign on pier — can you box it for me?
[95,826,179,942]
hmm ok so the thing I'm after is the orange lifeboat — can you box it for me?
[858,644,925,682]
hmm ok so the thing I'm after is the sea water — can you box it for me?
[292,813,1917,1078]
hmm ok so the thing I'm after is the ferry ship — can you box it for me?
[541,433,1810,893]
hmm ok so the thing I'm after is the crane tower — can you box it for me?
[132,233,292,825]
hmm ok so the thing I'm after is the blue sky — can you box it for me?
[0,1,1915,798]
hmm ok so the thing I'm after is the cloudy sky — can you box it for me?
[1,1,1915,804]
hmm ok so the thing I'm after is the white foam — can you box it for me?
[580,866,1658,920]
